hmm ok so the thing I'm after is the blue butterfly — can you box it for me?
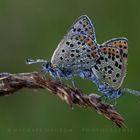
[26,15,140,100]
[26,15,98,87]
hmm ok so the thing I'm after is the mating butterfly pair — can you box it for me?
[26,15,140,100]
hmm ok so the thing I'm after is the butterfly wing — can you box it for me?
[66,15,96,40]
[51,15,98,74]
[51,34,98,74]
[92,38,128,89]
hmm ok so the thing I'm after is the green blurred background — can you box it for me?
[0,0,140,139]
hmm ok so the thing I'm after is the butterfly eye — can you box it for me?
[117,90,122,96]
[42,62,50,69]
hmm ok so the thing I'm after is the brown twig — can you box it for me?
[0,72,125,128]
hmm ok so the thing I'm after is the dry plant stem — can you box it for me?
[0,72,125,128]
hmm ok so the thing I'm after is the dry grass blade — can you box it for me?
[0,72,125,128]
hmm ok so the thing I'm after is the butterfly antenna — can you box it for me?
[122,88,140,97]
[26,59,48,65]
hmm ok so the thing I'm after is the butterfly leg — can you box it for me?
[102,96,116,106]
[102,95,109,103]
[114,98,117,106]
[107,98,117,106]
[99,94,106,100]
[71,78,77,88]
[57,76,63,85]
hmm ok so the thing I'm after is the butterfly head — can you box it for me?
[41,61,51,73]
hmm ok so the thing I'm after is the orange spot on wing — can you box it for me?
[79,36,84,41]
[100,47,107,53]
[91,49,99,60]
[86,40,93,46]
[112,40,128,48]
